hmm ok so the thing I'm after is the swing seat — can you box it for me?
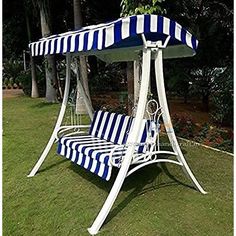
[57,110,152,180]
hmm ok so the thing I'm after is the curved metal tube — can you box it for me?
[88,46,152,235]
[27,54,71,177]
[127,159,182,177]
[154,48,207,194]
[131,150,178,164]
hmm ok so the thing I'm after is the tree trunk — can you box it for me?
[133,60,140,106]
[30,55,39,97]
[39,3,58,103]
[73,0,92,113]
[25,4,39,98]
[45,55,58,102]
[127,62,134,115]
[73,0,83,29]
[78,56,90,98]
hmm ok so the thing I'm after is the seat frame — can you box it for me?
[55,107,177,181]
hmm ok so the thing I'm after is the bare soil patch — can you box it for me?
[3,89,24,98]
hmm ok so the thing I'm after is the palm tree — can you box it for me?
[33,0,58,102]
[24,0,39,98]
[73,0,92,113]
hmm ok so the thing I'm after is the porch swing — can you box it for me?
[28,14,206,235]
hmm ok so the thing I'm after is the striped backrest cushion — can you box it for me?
[89,110,151,153]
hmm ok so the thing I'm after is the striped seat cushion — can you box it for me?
[57,110,152,181]
[57,135,137,180]
[89,110,150,153]
[57,143,113,180]
[59,135,134,166]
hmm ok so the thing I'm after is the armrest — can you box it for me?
[55,125,91,140]
[109,141,155,167]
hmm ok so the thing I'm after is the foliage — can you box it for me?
[89,62,126,92]
[210,64,233,126]
[17,69,46,97]
[3,59,24,89]
[165,62,193,103]
[193,123,233,153]
[171,114,233,153]
[82,0,121,25]
[120,0,166,16]
[3,59,23,82]
[95,103,127,115]
[190,67,226,111]
[171,114,195,139]
[164,0,233,109]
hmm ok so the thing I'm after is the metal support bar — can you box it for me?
[88,47,152,235]
[27,54,71,177]
[131,150,178,164]
[133,59,141,106]
[127,159,182,177]
[154,47,207,194]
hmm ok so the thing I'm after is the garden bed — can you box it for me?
[91,92,233,153]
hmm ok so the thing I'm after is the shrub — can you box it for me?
[193,123,233,152]
[171,113,196,138]
[3,58,23,86]
[170,115,233,152]
[16,69,46,97]
[210,65,233,127]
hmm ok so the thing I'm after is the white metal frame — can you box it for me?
[88,36,206,235]
[28,35,206,235]
[27,54,93,177]
[28,54,71,177]
[153,45,207,195]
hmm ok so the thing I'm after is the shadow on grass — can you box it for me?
[67,156,195,225]
[68,163,112,192]
[30,101,59,109]
[67,154,195,193]
[160,162,195,190]
[104,163,195,225]
[38,158,68,174]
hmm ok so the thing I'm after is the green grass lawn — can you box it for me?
[3,95,233,236]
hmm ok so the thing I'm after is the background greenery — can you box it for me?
[3,0,233,127]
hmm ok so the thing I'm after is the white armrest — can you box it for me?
[55,125,91,140]
[109,141,155,167]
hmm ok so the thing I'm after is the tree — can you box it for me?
[24,0,39,98]
[33,0,58,103]
[211,64,233,126]
[73,0,92,114]
[3,0,29,59]
[164,0,233,111]
[166,62,192,104]
[121,0,166,16]
[120,0,166,114]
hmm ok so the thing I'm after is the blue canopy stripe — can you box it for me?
[29,14,198,57]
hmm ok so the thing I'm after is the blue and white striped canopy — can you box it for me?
[29,14,199,62]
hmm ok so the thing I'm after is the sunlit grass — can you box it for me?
[3,96,233,236]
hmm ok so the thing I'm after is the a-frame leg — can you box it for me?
[88,48,152,235]
[27,54,71,177]
[154,47,207,194]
